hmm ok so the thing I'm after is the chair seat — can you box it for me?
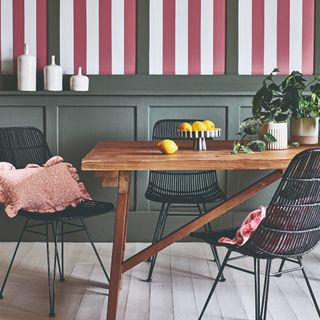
[18,200,114,221]
[145,184,226,204]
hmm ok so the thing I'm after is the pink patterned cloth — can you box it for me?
[218,206,266,246]
[0,156,91,218]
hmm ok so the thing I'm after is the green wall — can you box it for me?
[0,0,319,241]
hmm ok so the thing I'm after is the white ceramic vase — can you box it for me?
[44,55,63,91]
[260,122,288,150]
[17,44,36,91]
[290,117,319,145]
[70,67,89,91]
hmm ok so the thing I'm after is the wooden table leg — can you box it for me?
[122,170,283,272]
[107,171,131,320]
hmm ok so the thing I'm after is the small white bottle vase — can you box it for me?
[44,55,63,91]
[70,67,89,91]
[17,43,36,91]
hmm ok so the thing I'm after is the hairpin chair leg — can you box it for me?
[297,256,320,317]
[80,218,110,283]
[50,222,63,282]
[275,258,286,277]
[260,259,272,320]
[0,218,29,299]
[199,204,226,282]
[146,203,166,263]
[60,221,65,281]
[146,203,171,282]
[198,250,232,320]
[254,258,261,320]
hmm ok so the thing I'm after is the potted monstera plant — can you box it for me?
[286,72,320,144]
[240,69,291,150]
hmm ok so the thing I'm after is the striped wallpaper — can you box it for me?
[238,0,315,75]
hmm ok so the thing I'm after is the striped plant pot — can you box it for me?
[290,117,319,145]
[260,122,288,150]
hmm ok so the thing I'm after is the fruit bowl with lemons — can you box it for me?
[178,120,221,151]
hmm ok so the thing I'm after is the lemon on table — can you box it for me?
[179,122,192,131]
[192,121,207,131]
[202,120,216,130]
[158,139,178,155]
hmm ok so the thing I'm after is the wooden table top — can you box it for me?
[81,140,320,171]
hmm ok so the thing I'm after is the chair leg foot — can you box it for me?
[49,312,56,317]
[0,293,3,299]
[59,276,65,282]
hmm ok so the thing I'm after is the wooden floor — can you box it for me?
[0,242,319,320]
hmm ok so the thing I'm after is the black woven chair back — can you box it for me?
[145,120,225,204]
[0,127,52,168]
[248,149,320,258]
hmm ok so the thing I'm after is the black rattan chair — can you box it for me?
[191,148,320,320]
[145,119,226,281]
[0,127,114,317]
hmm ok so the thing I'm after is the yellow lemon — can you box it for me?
[202,120,216,130]
[192,121,207,131]
[158,139,178,155]
[179,122,192,131]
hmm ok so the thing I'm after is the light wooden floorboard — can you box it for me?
[0,242,319,320]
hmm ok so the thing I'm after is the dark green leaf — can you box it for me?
[264,132,277,143]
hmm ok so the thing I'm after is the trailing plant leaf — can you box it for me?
[291,142,300,147]
[232,143,241,154]
[263,132,277,143]
[241,145,254,154]
[247,140,266,152]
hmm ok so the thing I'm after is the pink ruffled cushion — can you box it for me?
[0,156,91,218]
[218,206,266,246]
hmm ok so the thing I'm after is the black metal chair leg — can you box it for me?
[146,203,170,282]
[0,218,29,299]
[275,258,286,277]
[297,257,320,317]
[50,222,63,282]
[146,202,166,263]
[45,221,55,318]
[199,249,232,320]
[60,221,65,281]
[260,259,272,320]
[254,258,261,320]
[80,218,110,283]
[199,204,226,282]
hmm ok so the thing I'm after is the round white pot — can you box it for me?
[290,117,319,145]
[260,122,288,150]
[44,55,63,91]
[17,44,36,91]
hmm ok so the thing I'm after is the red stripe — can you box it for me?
[163,0,175,74]
[37,0,47,71]
[99,0,111,74]
[124,0,136,74]
[74,0,87,74]
[251,0,264,75]
[277,0,290,75]
[302,0,314,75]
[188,0,200,75]
[213,0,225,74]
[13,0,24,72]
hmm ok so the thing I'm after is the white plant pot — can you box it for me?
[70,67,89,91]
[17,44,36,91]
[44,55,63,91]
[260,122,288,150]
[290,117,319,145]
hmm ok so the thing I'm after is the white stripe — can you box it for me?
[24,0,37,58]
[149,0,163,74]
[86,0,99,74]
[200,0,213,75]
[175,0,188,75]
[1,0,13,74]
[112,0,124,74]
[264,0,277,74]
[289,0,303,72]
[238,0,252,75]
[60,0,74,74]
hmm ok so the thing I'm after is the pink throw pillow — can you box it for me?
[218,206,266,246]
[0,156,91,218]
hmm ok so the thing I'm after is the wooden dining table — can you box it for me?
[81,140,320,320]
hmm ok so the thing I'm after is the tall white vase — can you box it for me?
[44,55,63,91]
[17,44,36,91]
[70,67,89,91]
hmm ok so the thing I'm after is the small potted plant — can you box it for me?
[240,69,291,150]
[286,72,320,144]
